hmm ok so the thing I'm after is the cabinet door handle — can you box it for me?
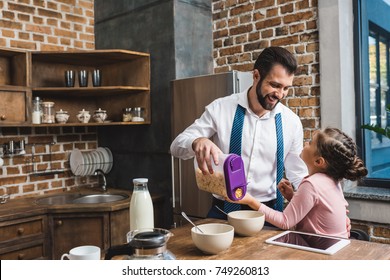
[17,227,25,235]
[0,115,6,121]
[55,220,63,226]
[18,253,26,260]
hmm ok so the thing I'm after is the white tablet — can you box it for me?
[265,230,350,255]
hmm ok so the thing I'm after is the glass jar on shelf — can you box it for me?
[42,101,55,124]
[122,108,133,122]
[132,107,144,122]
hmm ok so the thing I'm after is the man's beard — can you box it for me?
[256,81,280,111]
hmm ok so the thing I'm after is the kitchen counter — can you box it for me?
[0,187,165,220]
[0,188,132,221]
[0,187,165,260]
[168,219,390,260]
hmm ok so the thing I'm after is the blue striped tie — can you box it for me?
[275,113,284,211]
[223,105,246,213]
[223,107,284,213]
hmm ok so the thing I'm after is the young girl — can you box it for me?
[235,127,367,238]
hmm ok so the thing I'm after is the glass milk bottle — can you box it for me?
[130,178,154,231]
[32,97,42,124]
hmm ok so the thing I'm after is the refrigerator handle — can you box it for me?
[171,156,183,209]
[232,70,239,93]
[179,159,182,209]
[171,155,176,208]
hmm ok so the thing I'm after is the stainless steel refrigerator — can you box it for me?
[170,71,253,227]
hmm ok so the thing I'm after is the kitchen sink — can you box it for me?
[71,194,129,204]
[35,194,83,205]
[35,193,129,205]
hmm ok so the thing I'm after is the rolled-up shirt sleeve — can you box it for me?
[284,120,308,189]
[170,105,218,160]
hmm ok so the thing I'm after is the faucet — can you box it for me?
[94,169,107,192]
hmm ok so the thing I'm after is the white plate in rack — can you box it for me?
[85,151,94,176]
[95,149,104,171]
[91,150,100,173]
[82,151,89,176]
[70,149,84,176]
[97,147,111,173]
[104,147,113,173]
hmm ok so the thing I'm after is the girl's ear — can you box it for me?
[314,156,327,169]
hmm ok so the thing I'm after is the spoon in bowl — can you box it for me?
[215,205,228,216]
[181,211,204,233]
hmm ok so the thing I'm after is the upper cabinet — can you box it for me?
[0,48,30,125]
[0,48,151,127]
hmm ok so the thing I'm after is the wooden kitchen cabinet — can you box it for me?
[0,215,48,260]
[49,198,165,260]
[0,190,165,260]
[0,48,31,126]
[0,47,151,127]
[49,212,110,260]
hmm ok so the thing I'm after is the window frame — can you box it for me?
[354,0,390,188]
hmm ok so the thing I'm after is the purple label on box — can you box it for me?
[223,154,247,201]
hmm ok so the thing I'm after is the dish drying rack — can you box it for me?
[69,148,113,176]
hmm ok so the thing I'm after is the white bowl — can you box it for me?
[191,223,234,254]
[228,210,265,236]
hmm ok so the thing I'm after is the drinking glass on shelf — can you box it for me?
[78,70,88,87]
[92,69,102,87]
[64,70,75,87]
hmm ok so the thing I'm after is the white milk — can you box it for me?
[32,111,41,124]
[129,178,154,231]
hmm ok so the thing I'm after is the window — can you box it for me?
[355,0,390,187]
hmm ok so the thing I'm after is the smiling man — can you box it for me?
[170,47,308,219]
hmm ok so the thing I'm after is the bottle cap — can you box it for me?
[133,178,148,184]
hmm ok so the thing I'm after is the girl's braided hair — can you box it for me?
[316,128,368,181]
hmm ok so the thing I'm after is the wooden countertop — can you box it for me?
[168,219,390,260]
[0,188,163,221]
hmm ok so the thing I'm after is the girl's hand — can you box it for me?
[226,193,260,211]
[278,179,294,201]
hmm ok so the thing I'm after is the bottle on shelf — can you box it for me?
[32,97,42,124]
[129,178,154,231]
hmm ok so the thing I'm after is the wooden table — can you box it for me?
[168,219,390,260]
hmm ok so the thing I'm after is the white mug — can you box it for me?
[61,245,101,260]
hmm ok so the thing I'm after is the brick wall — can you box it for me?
[0,0,97,199]
[0,0,95,51]
[211,0,390,244]
[212,0,319,141]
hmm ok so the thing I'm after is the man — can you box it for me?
[170,46,308,218]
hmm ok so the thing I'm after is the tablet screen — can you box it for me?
[273,231,340,250]
[265,231,350,255]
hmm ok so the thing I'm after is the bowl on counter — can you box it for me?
[191,223,234,254]
[227,210,265,236]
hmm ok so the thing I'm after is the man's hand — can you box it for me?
[278,179,294,201]
[192,137,222,174]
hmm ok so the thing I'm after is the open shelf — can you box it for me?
[0,48,151,126]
